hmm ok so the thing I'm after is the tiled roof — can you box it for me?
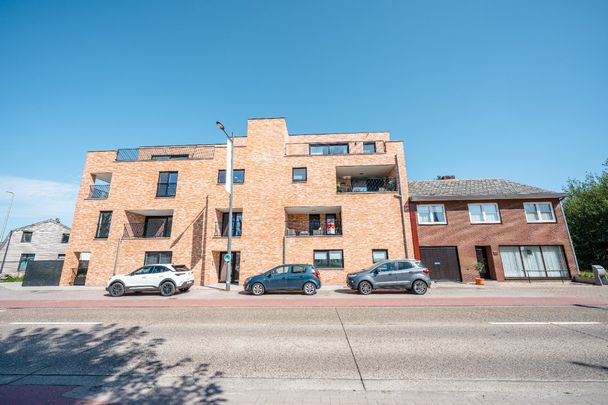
[408,179,567,201]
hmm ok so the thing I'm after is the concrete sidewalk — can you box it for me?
[1,280,608,308]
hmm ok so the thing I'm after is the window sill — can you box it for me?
[155,195,176,199]
[526,220,557,224]
[469,222,502,225]
[418,222,447,226]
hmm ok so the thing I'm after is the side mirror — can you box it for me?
[267,273,272,278]
[373,269,379,275]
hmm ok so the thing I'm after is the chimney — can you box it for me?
[437,175,456,180]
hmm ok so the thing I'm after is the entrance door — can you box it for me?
[219,251,240,284]
[73,259,89,286]
[419,247,461,281]
[309,214,320,235]
[475,246,492,279]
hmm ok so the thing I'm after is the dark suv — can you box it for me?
[244,264,321,296]
[346,259,431,295]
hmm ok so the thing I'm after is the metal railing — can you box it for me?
[88,184,110,199]
[337,177,398,193]
[213,221,242,237]
[123,222,171,239]
[116,145,215,162]
[285,220,342,236]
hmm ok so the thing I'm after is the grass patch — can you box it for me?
[0,274,24,282]
[578,271,595,279]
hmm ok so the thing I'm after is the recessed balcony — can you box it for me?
[336,165,398,193]
[285,207,342,237]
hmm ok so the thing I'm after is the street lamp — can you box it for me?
[216,121,235,291]
[0,191,15,242]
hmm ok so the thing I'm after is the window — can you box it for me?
[57,254,65,260]
[468,203,501,224]
[151,154,189,160]
[272,265,290,275]
[524,202,556,223]
[144,251,173,265]
[291,265,306,274]
[221,212,242,237]
[18,253,35,271]
[314,250,344,268]
[95,211,112,238]
[292,167,307,182]
[417,205,446,225]
[144,216,172,238]
[131,266,154,275]
[500,245,568,278]
[397,261,415,270]
[309,144,349,155]
[157,171,178,197]
[218,169,245,184]
[372,249,388,263]
[21,231,33,243]
[61,233,70,243]
[375,262,397,272]
[363,143,376,153]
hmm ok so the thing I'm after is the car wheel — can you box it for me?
[303,282,316,295]
[251,282,265,296]
[109,282,125,297]
[412,280,428,295]
[358,281,373,295]
[160,281,176,297]
[178,287,191,292]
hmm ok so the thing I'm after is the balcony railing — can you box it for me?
[123,222,171,239]
[337,177,398,193]
[285,220,342,236]
[285,141,387,156]
[88,184,110,199]
[213,221,242,237]
[116,145,215,162]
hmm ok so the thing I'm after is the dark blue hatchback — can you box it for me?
[243,264,321,296]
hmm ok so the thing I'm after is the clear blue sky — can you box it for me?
[0,0,607,232]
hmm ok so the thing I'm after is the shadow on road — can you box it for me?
[0,324,225,404]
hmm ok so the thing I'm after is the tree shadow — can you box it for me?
[0,324,225,404]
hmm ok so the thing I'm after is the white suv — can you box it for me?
[106,264,194,297]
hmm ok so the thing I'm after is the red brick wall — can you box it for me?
[412,199,577,282]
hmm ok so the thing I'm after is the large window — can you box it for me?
[18,253,35,271]
[151,154,189,160]
[144,251,173,265]
[314,250,344,268]
[524,202,556,223]
[500,245,568,278]
[95,211,112,238]
[221,212,242,237]
[468,203,501,224]
[21,231,33,243]
[417,205,446,225]
[309,144,349,155]
[144,216,172,238]
[156,171,178,197]
[292,167,307,182]
[372,249,388,263]
[218,169,245,184]
[363,143,376,153]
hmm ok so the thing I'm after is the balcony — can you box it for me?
[123,210,173,239]
[285,141,386,156]
[285,207,342,237]
[336,165,398,193]
[89,184,110,199]
[116,145,215,162]
[214,211,242,237]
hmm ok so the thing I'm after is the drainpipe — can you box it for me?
[0,230,13,274]
[559,199,579,275]
[113,236,123,276]
[394,154,409,258]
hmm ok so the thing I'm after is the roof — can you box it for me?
[0,219,71,250]
[408,179,567,202]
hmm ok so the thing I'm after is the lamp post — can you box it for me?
[0,191,15,243]
[216,121,234,291]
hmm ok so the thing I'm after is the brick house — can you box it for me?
[0,219,71,275]
[60,118,415,286]
[408,178,578,282]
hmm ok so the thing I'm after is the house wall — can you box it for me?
[412,199,577,282]
[61,118,414,286]
[0,220,70,275]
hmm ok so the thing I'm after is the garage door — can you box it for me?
[419,246,461,281]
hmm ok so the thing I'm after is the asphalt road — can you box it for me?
[1,305,607,404]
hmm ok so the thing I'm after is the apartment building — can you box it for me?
[60,118,414,286]
[408,178,578,282]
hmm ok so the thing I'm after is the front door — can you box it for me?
[73,260,89,286]
[373,261,398,287]
[475,247,492,279]
[309,214,320,235]
[218,251,240,284]
[266,265,289,291]
[420,246,461,281]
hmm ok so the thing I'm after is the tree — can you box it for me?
[563,160,608,271]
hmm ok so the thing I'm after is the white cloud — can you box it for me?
[0,176,79,231]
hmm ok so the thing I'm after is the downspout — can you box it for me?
[559,199,579,275]
[0,230,13,273]
[394,154,409,258]
[408,202,421,259]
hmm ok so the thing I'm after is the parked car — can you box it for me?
[346,259,431,295]
[243,264,321,296]
[106,264,194,297]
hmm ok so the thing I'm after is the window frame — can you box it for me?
[372,249,388,263]
[467,203,501,224]
[156,171,178,197]
[523,202,556,223]
[95,211,113,239]
[151,154,189,160]
[309,143,349,156]
[363,142,376,154]
[57,254,66,260]
[499,244,569,279]
[292,167,307,183]
[417,204,447,225]
[61,233,70,244]
[217,169,245,184]
[21,231,33,243]
[144,251,173,265]
[313,249,344,269]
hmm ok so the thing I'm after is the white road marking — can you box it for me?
[489,321,601,325]
[10,322,103,325]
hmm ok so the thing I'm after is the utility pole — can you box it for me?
[216,121,235,291]
[0,191,15,242]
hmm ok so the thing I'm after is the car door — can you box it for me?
[394,261,415,287]
[286,265,307,290]
[150,266,169,287]
[126,266,153,288]
[373,262,397,287]
[266,265,289,291]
